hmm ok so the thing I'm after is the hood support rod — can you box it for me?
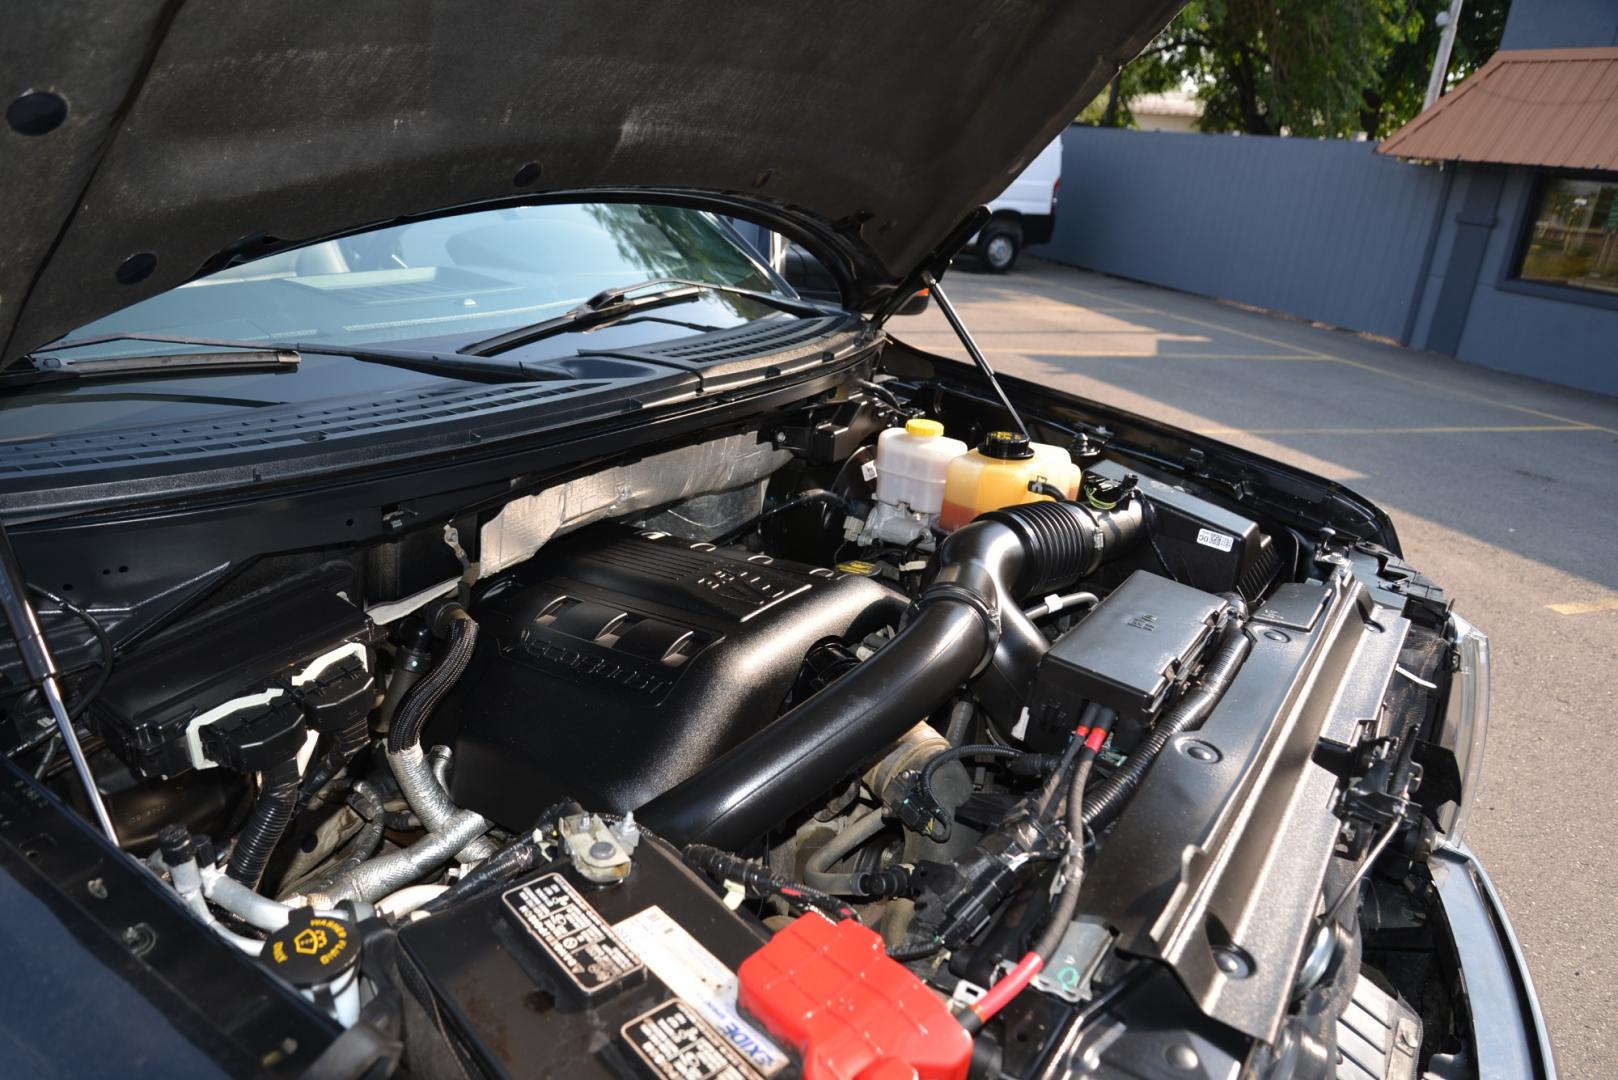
[922,271,1028,439]
[0,522,118,842]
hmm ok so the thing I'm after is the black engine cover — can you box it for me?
[443,529,902,827]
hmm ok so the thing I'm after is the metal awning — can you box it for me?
[1378,48,1618,172]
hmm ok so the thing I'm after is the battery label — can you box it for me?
[622,1000,764,1080]
[614,906,786,1075]
[502,873,642,994]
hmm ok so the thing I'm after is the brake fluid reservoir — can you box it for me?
[939,432,1080,531]
[874,418,967,515]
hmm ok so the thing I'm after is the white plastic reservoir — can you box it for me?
[874,418,968,515]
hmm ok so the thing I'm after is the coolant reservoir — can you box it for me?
[874,418,967,515]
[939,431,1080,531]
[1032,441,1082,501]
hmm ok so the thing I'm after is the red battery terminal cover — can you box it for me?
[737,914,972,1080]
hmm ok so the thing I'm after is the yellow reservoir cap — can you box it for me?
[904,418,945,438]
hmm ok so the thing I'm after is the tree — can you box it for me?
[1098,0,1507,138]
[1077,62,1182,128]
[1360,0,1509,137]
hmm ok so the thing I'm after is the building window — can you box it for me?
[1516,175,1618,296]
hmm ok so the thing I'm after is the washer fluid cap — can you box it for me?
[979,430,1034,459]
[263,907,359,988]
[904,417,945,438]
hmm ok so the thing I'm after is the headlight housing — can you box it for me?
[1439,613,1490,848]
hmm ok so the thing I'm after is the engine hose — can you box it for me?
[887,938,943,962]
[854,865,914,899]
[226,757,303,892]
[340,780,389,864]
[389,743,499,862]
[417,830,548,917]
[684,844,857,922]
[387,610,478,754]
[804,807,889,895]
[1081,603,1251,833]
[278,780,391,901]
[302,808,490,906]
[640,498,1143,849]
[383,607,498,862]
[297,714,373,811]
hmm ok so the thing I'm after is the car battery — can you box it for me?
[395,832,789,1079]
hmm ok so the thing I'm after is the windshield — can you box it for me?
[49,202,786,360]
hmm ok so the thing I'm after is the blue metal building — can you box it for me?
[1038,0,1618,397]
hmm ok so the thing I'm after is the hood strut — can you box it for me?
[923,270,1028,439]
[0,522,118,842]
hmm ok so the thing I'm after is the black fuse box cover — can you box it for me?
[1022,570,1223,751]
[396,832,780,1079]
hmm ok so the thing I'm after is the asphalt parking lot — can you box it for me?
[899,259,1618,1077]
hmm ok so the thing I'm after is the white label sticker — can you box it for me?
[1195,527,1235,552]
[502,874,642,995]
[614,906,786,1075]
[622,1000,763,1080]
[860,460,879,483]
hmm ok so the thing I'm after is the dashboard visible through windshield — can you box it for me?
[0,201,867,509]
[56,202,786,358]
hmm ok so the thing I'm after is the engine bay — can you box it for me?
[0,370,1478,1078]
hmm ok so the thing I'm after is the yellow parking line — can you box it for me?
[1546,598,1618,616]
[1037,276,1618,438]
[1197,424,1596,436]
[978,349,1321,360]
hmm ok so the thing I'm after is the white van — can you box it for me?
[969,135,1063,272]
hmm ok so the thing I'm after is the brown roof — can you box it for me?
[1378,48,1618,172]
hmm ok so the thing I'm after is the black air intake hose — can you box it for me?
[639,499,1143,849]
[1081,598,1251,832]
[226,758,302,892]
[388,610,477,754]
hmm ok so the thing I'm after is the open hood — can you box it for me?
[2,1,1180,364]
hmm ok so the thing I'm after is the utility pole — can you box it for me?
[1423,0,1466,111]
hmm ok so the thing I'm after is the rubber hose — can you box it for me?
[418,832,546,916]
[1081,615,1252,832]
[642,603,987,848]
[684,844,856,921]
[640,500,1143,849]
[298,714,373,809]
[804,807,889,895]
[388,612,478,753]
[887,939,943,962]
[226,758,303,892]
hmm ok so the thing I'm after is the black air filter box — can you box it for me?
[444,529,903,828]
[1021,570,1223,751]
[1089,460,1278,601]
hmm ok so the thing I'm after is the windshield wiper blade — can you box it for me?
[461,277,829,357]
[15,332,561,385]
[3,349,300,386]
